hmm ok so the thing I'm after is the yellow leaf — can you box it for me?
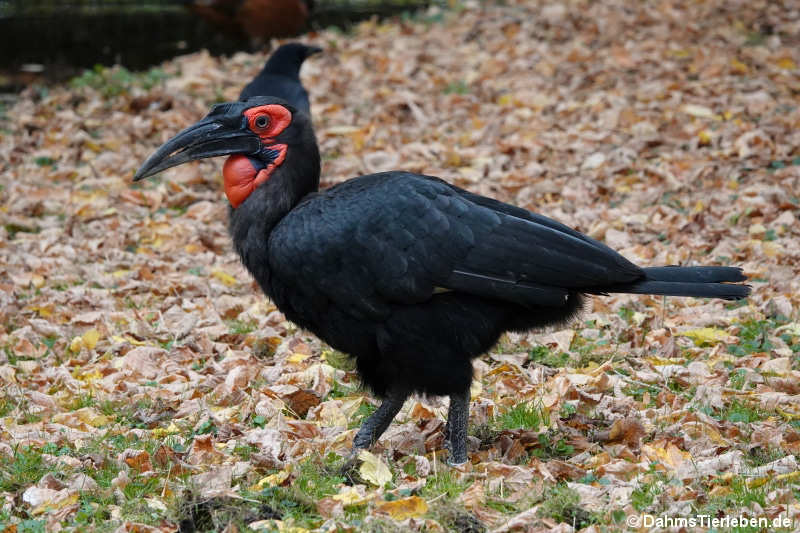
[375,496,428,520]
[697,130,712,145]
[761,241,781,258]
[679,327,730,346]
[82,329,100,350]
[78,369,103,383]
[69,336,83,352]
[26,304,54,318]
[212,269,238,287]
[775,57,797,70]
[692,200,704,213]
[112,269,130,278]
[730,58,749,74]
[251,468,290,490]
[74,407,111,427]
[331,486,369,506]
[645,356,684,366]
[497,94,513,106]
[152,422,180,438]
[32,492,79,515]
[469,379,482,399]
[287,352,310,364]
[358,449,392,487]
[646,443,691,469]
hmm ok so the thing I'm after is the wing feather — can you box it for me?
[268,172,644,320]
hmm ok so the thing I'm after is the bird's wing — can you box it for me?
[268,172,643,320]
[239,74,310,114]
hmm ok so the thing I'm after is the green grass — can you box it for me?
[70,65,170,98]
[419,469,471,500]
[494,400,549,431]
[0,446,58,492]
[225,319,257,335]
[293,453,346,501]
[349,401,377,430]
[745,446,787,468]
[631,466,666,511]
[443,80,470,94]
[531,431,575,460]
[728,318,786,357]
[717,399,768,424]
[527,345,570,368]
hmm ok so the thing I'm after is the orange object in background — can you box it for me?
[185,0,313,44]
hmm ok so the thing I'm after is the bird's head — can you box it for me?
[266,43,323,72]
[134,96,320,208]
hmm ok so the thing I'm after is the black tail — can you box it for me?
[587,266,751,301]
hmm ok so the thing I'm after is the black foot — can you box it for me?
[341,389,408,476]
[339,447,364,479]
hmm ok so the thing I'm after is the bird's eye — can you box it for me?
[254,115,270,129]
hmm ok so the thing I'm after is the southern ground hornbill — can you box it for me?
[134,97,750,466]
[238,43,321,113]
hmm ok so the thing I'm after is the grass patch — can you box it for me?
[349,401,377,430]
[717,399,768,424]
[531,430,575,460]
[225,318,257,335]
[728,318,785,357]
[527,345,570,368]
[631,467,666,511]
[494,400,549,431]
[70,65,169,98]
[0,446,57,492]
[419,469,471,500]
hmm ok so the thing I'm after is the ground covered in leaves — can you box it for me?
[1,0,800,531]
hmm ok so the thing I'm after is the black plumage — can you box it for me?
[134,97,750,466]
[239,43,321,113]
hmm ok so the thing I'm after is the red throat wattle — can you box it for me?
[223,146,286,208]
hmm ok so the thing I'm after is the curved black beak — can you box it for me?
[133,102,261,181]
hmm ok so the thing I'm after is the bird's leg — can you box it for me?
[445,389,470,466]
[352,389,408,450]
[341,389,408,475]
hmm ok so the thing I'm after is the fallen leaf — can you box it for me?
[358,449,392,487]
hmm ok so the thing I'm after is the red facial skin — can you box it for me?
[223,104,291,208]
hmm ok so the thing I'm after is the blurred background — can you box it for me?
[0,0,439,92]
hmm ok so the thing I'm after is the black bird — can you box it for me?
[134,97,750,466]
[239,43,321,114]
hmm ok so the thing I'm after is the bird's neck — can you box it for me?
[227,155,319,295]
[262,58,301,79]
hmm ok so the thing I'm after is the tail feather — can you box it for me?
[643,266,746,283]
[586,266,751,301]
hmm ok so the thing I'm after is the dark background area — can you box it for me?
[0,0,434,90]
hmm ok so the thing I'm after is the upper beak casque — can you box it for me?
[133,103,261,181]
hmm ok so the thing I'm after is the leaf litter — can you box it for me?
[1,0,800,530]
